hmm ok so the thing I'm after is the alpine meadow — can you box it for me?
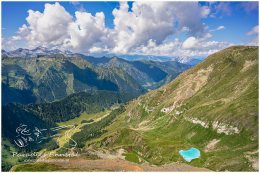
[1,1,259,172]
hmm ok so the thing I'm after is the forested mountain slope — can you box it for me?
[2,51,190,104]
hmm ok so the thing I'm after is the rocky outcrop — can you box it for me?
[212,121,240,135]
[184,117,209,128]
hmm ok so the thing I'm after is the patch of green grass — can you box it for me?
[124,151,140,163]
[55,110,111,148]
[57,110,110,126]
[12,162,62,172]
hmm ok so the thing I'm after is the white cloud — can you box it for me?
[131,37,232,58]
[182,33,215,50]
[110,1,211,54]
[182,37,199,49]
[214,25,225,31]
[201,6,211,17]
[210,25,225,32]
[18,2,73,48]
[216,25,225,31]
[11,36,22,41]
[2,37,25,50]
[246,25,259,36]
[111,2,176,53]
[64,11,108,52]
[246,25,259,46]
[5,2,233,59]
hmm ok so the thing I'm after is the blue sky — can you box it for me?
[1,1,259,58]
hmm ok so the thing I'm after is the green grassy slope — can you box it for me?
[85,46,258,171]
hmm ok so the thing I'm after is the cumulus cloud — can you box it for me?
[5,2,233,58]
[64,11,108,52]
[20,2,73,48]
[182,37,199,49]
[175,33,232,57]
[132,36,232,58]
[111,2,177,53]
[110,1,211,53]
[104,15,230,58]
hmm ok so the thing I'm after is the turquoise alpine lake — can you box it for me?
[179,147,201,162]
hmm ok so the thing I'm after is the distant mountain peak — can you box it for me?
[172,56,203,65]
[2,47,202,65]
[32,46,48,52]
[2,47,73,58]
[33,46,47,49]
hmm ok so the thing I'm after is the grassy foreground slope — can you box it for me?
[86,46,258,171]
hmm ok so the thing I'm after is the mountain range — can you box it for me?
[2,48,191,104]
[2,47,202,65]
[102,54,202,65]
[2,46,258,171]
[2,46,73,58]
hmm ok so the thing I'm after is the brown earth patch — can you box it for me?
[40,157,211,172]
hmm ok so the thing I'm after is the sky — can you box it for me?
[1,1,259,59]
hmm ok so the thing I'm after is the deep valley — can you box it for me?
[2,46,258,172]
